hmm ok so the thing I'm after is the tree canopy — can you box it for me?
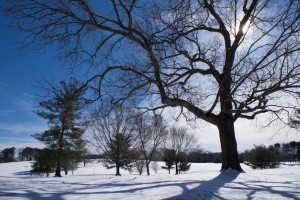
[2,0,299,172]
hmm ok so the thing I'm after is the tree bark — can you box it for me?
[116,165,121,176]
[146,163,150,176]
[54,128,64,177]
[217,116,243,172]
[54,160,62,177]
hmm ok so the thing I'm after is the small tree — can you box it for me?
[164,126,196,174]
[133,159,146,175]
[31,148,56,177]
[178,152,191,174]
[90,107,136,176]
[135,113,167,175]
[151,162,159,174]
[249,145,278,169]
[162,149,175,174]
[61,148,83,175]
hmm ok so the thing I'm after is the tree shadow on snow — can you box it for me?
[13,171,31,176]
[0,171,299,199]
[165,171,240,200]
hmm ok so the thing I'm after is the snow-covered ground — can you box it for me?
[0,161,299,200]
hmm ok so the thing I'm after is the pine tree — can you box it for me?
[102,132,134,176]
[0,147,16,163]
[31,148,56,177]
[33,78,87,177]
[178,152,191,174]
[162,149,175,174]
[91,107,135,176]
[249,145,278,169]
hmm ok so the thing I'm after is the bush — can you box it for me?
[249,145,279,169]
[31,149,56,177]
[178,153,191,173]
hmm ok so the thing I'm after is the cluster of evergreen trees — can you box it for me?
[17,147,39,161]
[0,147,16,163]
[240,141,300,169]
[0,147,39,163]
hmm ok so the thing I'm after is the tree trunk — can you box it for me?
[175,162,179,175]
[55,128,64,177]
[116,165,121,176]
[217,116,243,172]
[54,160,62,177]
[146,162,150,175]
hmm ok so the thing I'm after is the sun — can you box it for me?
[241,20,251,34]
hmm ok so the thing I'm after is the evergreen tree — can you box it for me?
[162,149,175,174]
[249,145,278,169]
[91,107,136,176]
[102,132,134,176]
[33,78,87,177]
[178,152,191,174]
[18,147,38,161]
[0,147,16,163]
[31,148,56,177]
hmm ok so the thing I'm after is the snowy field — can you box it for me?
[0,161,299,200]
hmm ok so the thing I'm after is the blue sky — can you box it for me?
[0,13,71,149]
[0,2,298,152]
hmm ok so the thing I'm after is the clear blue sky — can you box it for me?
[0,13,71,149]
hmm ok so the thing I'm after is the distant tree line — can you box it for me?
[240,141,300,169]
[0,147,16,163]
[187,150,222,164]
[18,147,39,161]
[0,147,38,163]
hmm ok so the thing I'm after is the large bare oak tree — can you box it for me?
[2,0,299,171]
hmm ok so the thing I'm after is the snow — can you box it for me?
[0,161,299,200]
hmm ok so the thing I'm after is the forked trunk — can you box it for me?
[217,116,243,172]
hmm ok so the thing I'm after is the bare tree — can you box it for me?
[164,126,196,175]
[2,0,299,172]
[90,107,136,176]
[135,113,167,175]
[151,162,159,174]
[133,157,146,175]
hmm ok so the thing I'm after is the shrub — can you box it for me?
[31,149,56,177]
[249,145,279,169]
